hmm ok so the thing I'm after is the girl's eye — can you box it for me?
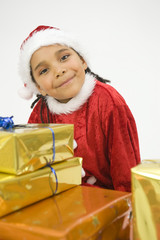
[40,68,48,75]
[60,54,70,62]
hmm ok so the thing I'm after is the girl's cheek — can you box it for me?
[45,76,54,88]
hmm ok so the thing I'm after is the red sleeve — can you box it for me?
[107,104,141,192]
[28,111,39,123]
[28,101,42,123]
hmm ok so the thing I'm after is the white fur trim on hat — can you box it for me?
[18,25,88,99]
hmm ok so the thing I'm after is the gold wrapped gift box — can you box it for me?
[131,160,160,240]
[0,186,132,240]
[0,124,74,175]
[0,157,82,218]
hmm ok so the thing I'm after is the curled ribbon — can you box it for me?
[47,127,58,194]
[47,127,55,163]
[0,116,14,129]
[49,166,58,194]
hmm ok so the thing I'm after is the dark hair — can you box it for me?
[85,67,110,83]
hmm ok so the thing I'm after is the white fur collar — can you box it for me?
[46,73,96,115]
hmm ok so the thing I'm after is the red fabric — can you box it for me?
[28,80,140,192]
[21,25,59,49]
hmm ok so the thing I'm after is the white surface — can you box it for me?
[0,0,159,159]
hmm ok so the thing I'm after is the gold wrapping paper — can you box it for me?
[131,159,160,240]
[0,124,74,175]
[0,186,132,240]
[0,157,82,218]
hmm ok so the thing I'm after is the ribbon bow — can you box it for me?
[0,116,14,129]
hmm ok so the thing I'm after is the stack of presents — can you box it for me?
[0,123,81,217]
[0,120,159,239]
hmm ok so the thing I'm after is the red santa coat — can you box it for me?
[28,74,140,192]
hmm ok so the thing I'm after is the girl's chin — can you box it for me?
[50,88,80,103]
[54,92,79,103]
[56,97,72,103]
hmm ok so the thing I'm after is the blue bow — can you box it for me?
[0,116,14,129]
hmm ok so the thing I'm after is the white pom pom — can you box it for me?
[18,86,33,100]
[73,139,78,149]
[81,168,86,178]
[87,176,97,185]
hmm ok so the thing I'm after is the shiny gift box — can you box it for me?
[0,186,132,240]
[0,157,82,217]
[131,160,160,240]
[0,124,74,175]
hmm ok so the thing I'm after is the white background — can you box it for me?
[0,0,159,160]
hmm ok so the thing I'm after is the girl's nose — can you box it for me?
[55,69,66,79]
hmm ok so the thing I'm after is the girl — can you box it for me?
[18,25,140,192]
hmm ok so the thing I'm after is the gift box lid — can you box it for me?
[131,159,160,179]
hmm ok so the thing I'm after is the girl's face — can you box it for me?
[30,44,87,103]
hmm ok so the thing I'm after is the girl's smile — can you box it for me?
[56,74,75,88]
[30,44,87,103]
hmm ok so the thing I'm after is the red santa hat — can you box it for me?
[18,25,88,99]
